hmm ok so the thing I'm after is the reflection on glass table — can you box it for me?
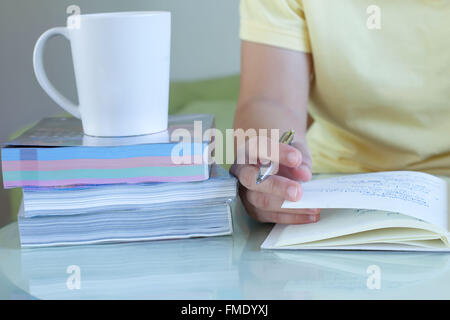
[1,200,450,299]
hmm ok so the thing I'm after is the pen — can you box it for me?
[255,129,296,184]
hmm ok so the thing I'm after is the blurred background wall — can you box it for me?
[0,0,241,225]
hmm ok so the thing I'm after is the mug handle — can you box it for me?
[33,27,81,118]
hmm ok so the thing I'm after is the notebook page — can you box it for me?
[271,209,448,248]
[283,171,447,229]
[445,176,450,231]
[291,228,440,247]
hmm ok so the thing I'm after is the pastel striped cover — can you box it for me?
[2,142,210,188]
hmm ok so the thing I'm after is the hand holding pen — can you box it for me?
[256,129,296,184]
[230,130,320,225]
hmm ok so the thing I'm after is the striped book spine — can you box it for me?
[2,143,210,188]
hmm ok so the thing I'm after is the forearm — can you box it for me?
[233,97,308,140]
[234,41,312,144]
[231,42,318,224]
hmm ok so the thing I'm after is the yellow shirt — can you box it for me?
[240,0,450,175]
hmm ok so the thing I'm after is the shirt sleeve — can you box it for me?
[240,0,311,53]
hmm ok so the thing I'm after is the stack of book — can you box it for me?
[1,114,237,247]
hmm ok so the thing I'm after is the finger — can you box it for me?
[235,165,302,201]
[291,141,313,181]
[229,163,241,177]
[297,164,313,181]
[252,210,320,225]
[239,188,320,224]
[230,163,259,189]
[246,138,303,169]
[278,165,303,180]
[246,190,321,214]
[278,165,312,182]
[278,143,303,168]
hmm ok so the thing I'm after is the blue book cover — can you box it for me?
[2,114,215,188]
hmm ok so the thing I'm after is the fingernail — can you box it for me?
[287,186,298,200]
[309,214,319,222]
[287,152,298,165]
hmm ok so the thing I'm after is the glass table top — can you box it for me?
[1,200,450,299]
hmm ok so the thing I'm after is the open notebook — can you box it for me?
[262,171,450,251]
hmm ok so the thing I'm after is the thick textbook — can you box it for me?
[2,114,214,188]
[262,171,450,252]
[21,164,236,217]
[18,202,234,248]
[18,165,237,247]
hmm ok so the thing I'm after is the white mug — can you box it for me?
[33,11,171,137]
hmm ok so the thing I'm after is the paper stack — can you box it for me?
[1,114,237,247]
